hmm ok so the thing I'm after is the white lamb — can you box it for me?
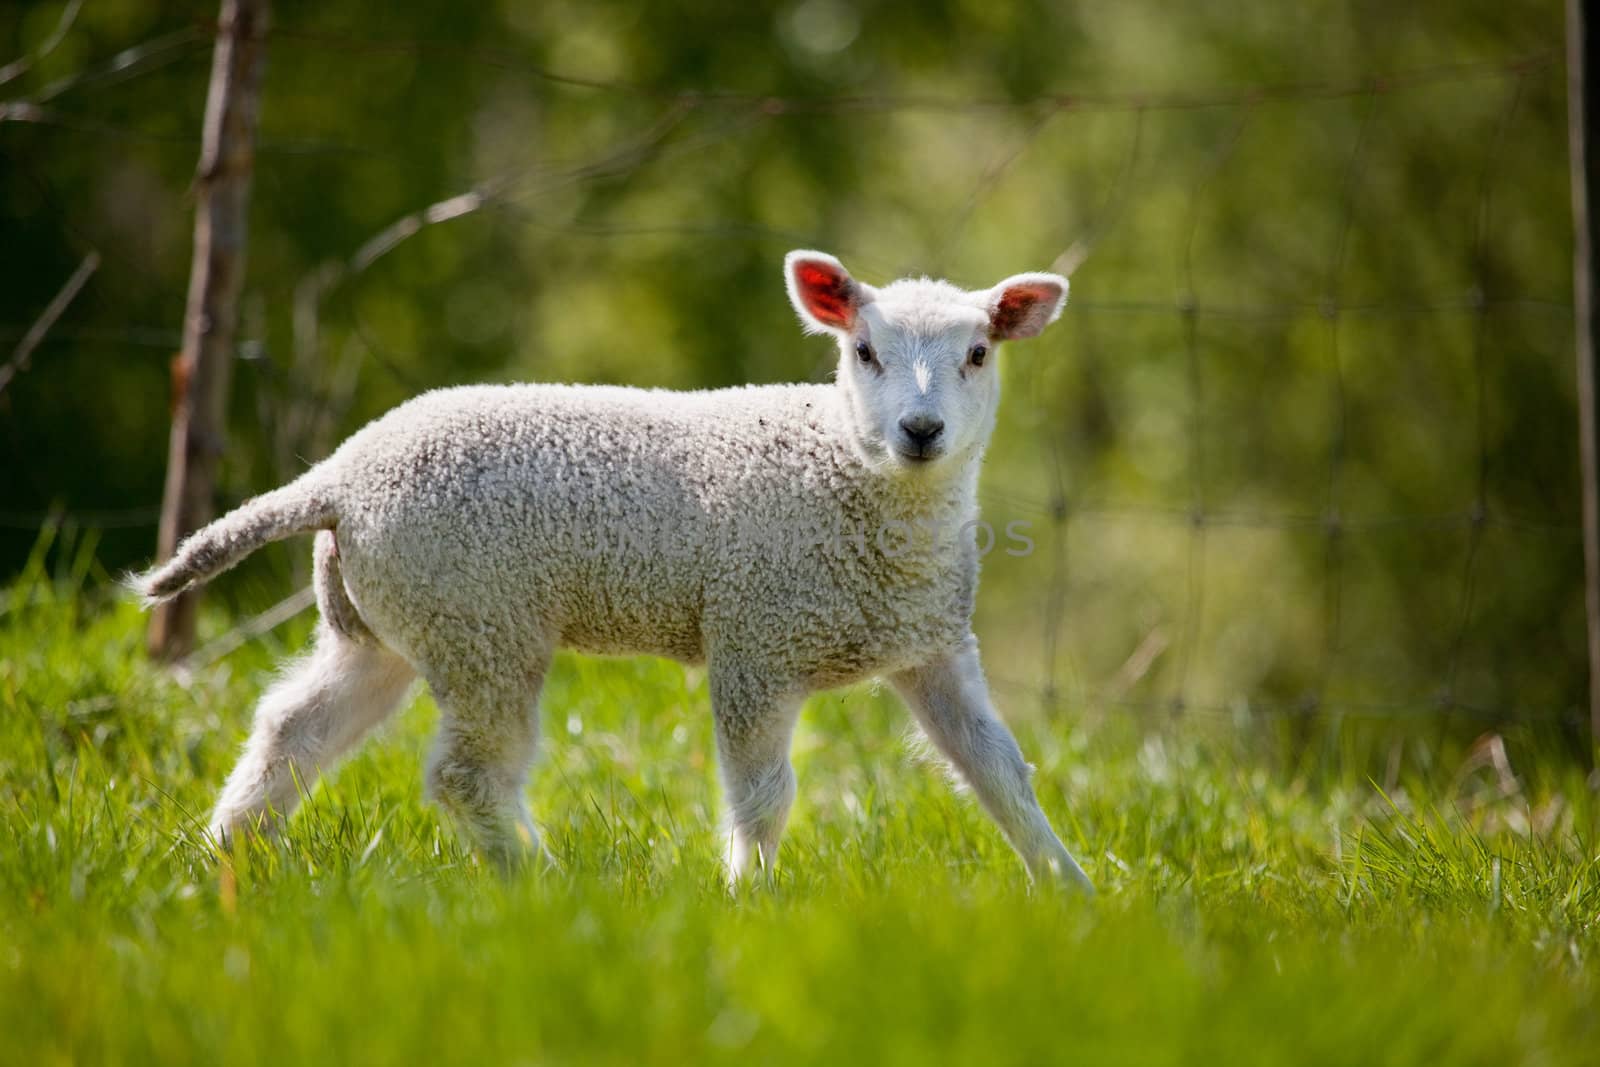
[132,250,1094,892]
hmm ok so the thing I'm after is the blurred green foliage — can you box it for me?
[0,0,1585,736]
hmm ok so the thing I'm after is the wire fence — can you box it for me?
[0,15,1585,733]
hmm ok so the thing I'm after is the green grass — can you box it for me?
[3,550,1598,1065]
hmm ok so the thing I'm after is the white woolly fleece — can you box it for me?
[132,253,1092,892]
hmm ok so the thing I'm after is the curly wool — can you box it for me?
[322,381,979,688]
[132,251,1092,891]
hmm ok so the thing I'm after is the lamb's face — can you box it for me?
[785,251,1068,474]
[844,285,996,468]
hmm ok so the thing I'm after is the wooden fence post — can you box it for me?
[1569,0,1600,750]
[148,0,269,659]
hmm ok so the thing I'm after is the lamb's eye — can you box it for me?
[855,341,874,364]
[969,344,988,367]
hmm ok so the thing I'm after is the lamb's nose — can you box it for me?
[899,414,945,445]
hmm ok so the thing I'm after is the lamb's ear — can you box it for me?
[984,272,1069,340]
[785,250,868,334]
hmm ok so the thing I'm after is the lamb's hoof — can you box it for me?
[477,827,557,877]
[205,811,278,857]
[1035,854,1096,896]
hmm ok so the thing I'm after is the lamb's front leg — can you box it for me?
[892,637,1094,893]
[709,663,802,884]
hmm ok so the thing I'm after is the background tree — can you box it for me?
[0,0,1583,742]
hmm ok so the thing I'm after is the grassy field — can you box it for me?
[3,551,1599,1066]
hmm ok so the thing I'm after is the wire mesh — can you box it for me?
[0,17,1584,731]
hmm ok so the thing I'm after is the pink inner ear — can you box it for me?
[795,262,855,328]
[991,282,1058,339]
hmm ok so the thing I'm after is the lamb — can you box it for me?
[131,250,1094,892]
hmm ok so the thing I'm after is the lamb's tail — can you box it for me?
[127,475,338,606]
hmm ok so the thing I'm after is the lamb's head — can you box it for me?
[785,250,1067,474]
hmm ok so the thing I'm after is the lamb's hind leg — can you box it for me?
[210,626,416,845]
[423,654,550,871]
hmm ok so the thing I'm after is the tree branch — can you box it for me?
[0,250,99,396]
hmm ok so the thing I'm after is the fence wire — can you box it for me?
[0,18,1584,732]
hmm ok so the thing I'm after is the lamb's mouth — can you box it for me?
[894,446,943,465]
